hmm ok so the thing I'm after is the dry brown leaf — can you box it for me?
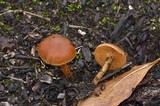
[78,58,160,106]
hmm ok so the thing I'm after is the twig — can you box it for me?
[76,46,83,54]
[14,54,39,60]
[0,65,30,70]
[100,62,132,82]
[68,24,90,29]
[23,27,38,40]
[0,9,50,21]
[0,71,26,83]
[76,46,83,50]
[115,5,121,18]
[62,90,67,106]
[8,76,27,83]
[116,31,132,44]
[125,37,134,49]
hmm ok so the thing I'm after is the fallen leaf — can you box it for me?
[78,58,160,106]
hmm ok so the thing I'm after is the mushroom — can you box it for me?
[38,34,76,77]
[92,43,127,85]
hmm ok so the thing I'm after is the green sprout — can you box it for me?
[76,53,83,60]
[102,3,108,7]
[52,25,61,32]
[6,6,12,10]
[151,26,156,30]
[67,4,82,12]
[101,17,110,25]
[42,11,49,17]
[112,4,118,11]
[145,0,151,4]
[39,1,44,6]
[15,13,20,20]
[32,0,36,3]
[153,0,157,2]
[0,22,4,26]
[150,18,156,22]
[0,0,5,4]
[2,79,14,84]
[86,0,94,5]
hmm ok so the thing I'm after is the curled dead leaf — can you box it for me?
[78,58,160,106]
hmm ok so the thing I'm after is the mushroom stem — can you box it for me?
[93,56,113,85]
[60,64,71,77]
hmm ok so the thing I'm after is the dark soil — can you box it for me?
[0,0,160,106]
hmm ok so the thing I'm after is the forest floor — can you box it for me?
[0,0,160,106]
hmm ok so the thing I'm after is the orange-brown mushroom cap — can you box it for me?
[38,34,76,66]
[94,43,127,70]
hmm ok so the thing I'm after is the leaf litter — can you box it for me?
[78,58,160,106]
[0,36,15,52]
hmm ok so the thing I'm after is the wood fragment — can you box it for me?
[100,62,132,82]
[68,24,89,29]
[0,9,51,21]
[0,71,26,83]
[116,31,132,44]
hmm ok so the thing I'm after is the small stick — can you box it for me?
[0,71,26,83]
[0,9,50,21]
[23,27,38,40]
[125,37,134,49]
[116,31,132,44]
[76,46,83,54]
[62,90,67,106]
[7,76,27,83]
[0,66,30,70]
[14,54,39,60]
[68,24,89,29]
[115,5,121,18]
[100,62,132,82]
[92,56,113,85]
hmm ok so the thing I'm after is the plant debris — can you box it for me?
[78,58,160,106]
[0,0,160,105]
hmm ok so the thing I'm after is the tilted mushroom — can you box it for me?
[38,34,76,77]
[93,43,127,85]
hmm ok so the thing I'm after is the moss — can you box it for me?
[145,0,151,4]
[102,3,108,7]
[52,25,61,32]
[101,17,110,25]
[0,0,5,4]
[38,1,44,6]
[0,22,4,26]
[42,11,49,17]
[150,18,156,22]
[154,0,158,2]
[22,3,28,9]
[2,79,14,84]
[32,0,37,3]
[86,0,94,5]
[66,3,82,12]
[140,7,147,14]
[112,3,118,11]
[76,53,83,60]
[58,9,65,17]
[151,26,156,30]
[6,5,12,10]
[32,62,40,68]
[15,13,20,20]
